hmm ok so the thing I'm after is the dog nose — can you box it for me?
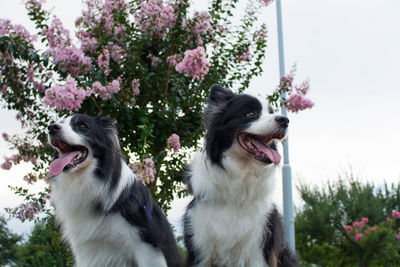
[48,124,61,135]
[275,116,289,128]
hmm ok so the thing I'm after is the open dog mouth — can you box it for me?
[237,132,285,164]
[49,138,88,176]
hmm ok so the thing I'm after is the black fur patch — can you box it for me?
[183,198,201,266]
[69,114,122,189]
[205,85,263,166]
[263,207,298,266]
[110,180,183,267]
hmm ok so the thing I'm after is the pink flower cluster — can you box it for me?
[148,53,161,67]
[184,11,213,45]
[167,133,180,153]
[91,79,121,99]
[43,16,92,76]
[132,79,140,96]
[166,54,182,67]
[285,94,314,113]
[280,74,314,113]
[134,0,177,38]
[1,154,38,171]
[392,210,400,219]
[132,158,155,185]
[10,201,42,222]
[261,0,274,6]
[0,19,37,43]
[44,77,88,111]
[344,217,374,241]
[175,46,210,80]
[97,49,110,70]
[53,47,92,76]
[238,47,251,61]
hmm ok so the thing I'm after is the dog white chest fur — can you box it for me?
[186,151,277,267]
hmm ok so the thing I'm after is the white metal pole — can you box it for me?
[276,0,295,252]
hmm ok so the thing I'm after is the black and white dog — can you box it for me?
[47,114,183,267]
[183,85,297,267]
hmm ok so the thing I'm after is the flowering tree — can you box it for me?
[296,177,400,266]
[343,214,400,265]
[0,0,313,220]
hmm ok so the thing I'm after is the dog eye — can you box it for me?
[78,122,88,129]
[246,112,257,119]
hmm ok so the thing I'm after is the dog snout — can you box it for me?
[48,123,61,135]
[274,116,289,128]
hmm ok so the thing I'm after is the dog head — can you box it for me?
[47,114,120,177]
[204,84,289,167]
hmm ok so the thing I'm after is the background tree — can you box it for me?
[0,215,22,266]
[0,0,271,213]
[13,216,73,267]
[295,174,400,266]
[0,0,312,216]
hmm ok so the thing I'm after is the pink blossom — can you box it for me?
[108,43,126,64]
[53,47,92,75]
[396,233,400,240]
[364,230,368,234]
[10,201,43,222]
[392,210,400,219]
[1,159,12,170]
[2,132,9,141]
[295,80,310,95]
[92,79,120,99]
[387,217,392,222]
[132,79,140,96]
[43,16,92,75]
[261,0,274,6]
[148,53,161,67]
[353,221,360,228]
[370,226,376,232]
[166,54,182,67]
[33,82,45,92]
[44,77,88,111]
[185,11,214,45]
[285,93,314,113]
[134,0,177,38]
[175,46,210,80]
[42,16,71,48]
[107,79,120,93]
[279,74,294,91]
[238,47,251,61]
[355,233,363,241]
[132,157,155,185]
[31,157,38,165]
[0,19,37,43]
[344,225,352,232]
[361,217,369,223]
[98,49,110,69]
[359,221,365,228]
[167,133,180,153]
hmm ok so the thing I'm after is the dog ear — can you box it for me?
[208,84,235,110]
[96,115,117,134]
[96,115,121,152]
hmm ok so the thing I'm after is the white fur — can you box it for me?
[186,96,284,267]
[49,119,167,267]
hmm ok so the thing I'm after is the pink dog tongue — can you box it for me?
[49,151,79,176]
[252,139,281,164]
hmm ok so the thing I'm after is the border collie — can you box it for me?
[183,85,297,267]
[47,114,183,267]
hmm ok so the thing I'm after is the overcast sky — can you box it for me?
[1,0,400,235]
